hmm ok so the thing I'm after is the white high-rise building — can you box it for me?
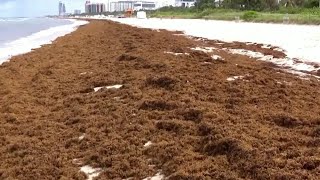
[59,1,66,16]
[85,1,106,13]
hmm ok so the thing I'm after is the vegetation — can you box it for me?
[150,0,320,24]
[242,11,259,20]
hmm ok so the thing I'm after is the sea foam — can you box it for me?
[0,19,88,64]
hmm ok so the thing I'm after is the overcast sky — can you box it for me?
[0,0,175,17]
[0,0,86,17]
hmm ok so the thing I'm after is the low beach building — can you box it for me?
[133,1,157,11]
[175,0,196,8]
[108,0,157,12]
[74,10,81,15]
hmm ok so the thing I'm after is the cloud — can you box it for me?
[0,1,16,11]
[0,0,14,3]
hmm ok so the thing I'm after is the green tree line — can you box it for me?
[195,0,319,11]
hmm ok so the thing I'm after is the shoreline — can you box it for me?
[0,20,319,179]
[0,18,88,64]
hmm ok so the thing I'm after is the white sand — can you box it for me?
[227,76,245,81]
[78,133,85,141]
[190,47,216,53]
[144,141,153,148]
[228,49,320,73]
[80,165,102,180]
[143,172,164,180]
[105,18,320,64]
[164,51,189,56]
[94,85,123,92]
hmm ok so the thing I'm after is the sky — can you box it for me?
[0,0,86,17]
[0,0,175,17]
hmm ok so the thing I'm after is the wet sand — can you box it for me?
[0,20,319,179]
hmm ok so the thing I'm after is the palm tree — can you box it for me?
[282,0,297,7]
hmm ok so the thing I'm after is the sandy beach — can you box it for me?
[0,20,319,179]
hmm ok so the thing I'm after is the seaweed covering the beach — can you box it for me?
[0,20,319,179]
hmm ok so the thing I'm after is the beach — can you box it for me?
[0,18,88,63]
[107,17,320,64]
[0,20,319,179]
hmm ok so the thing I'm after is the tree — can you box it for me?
[195,0,215,9]
[304,0,319,7]
[264,0,280,10]
[222,0,246,9]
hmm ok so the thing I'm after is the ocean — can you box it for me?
[0,17,88,63]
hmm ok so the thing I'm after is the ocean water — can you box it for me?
[0,17,88,63]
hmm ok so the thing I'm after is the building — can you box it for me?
[161,0,175,7]
[110,1,135,12]
[59,1,66,16]
[74,10,81,15]
[175,0,196,8]
[133,1,156,11]
[109,0,156,12]
[85,1,90,13]
[85,1,106,14]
